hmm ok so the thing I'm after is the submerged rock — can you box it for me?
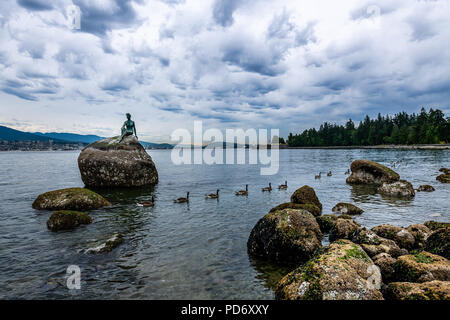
[32,188,111,211]
[78,135,158,188]
[316,214,352,234]
[416,184,435,192]
[378,180,415,198]
[269,202,321,217]
[346,159,399,185]
[275,240,383,300]
[332,202,364,215]
[290,186,322,213]
[85,233,124,254]
[392,251,450,283]
[247,208,322,264]
[47,210,92,232]
[425,228,450,259]
[383,281,450,300]
[372,224,415,250]
[329,218,362,242]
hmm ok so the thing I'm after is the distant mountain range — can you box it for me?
[0,125,173,149]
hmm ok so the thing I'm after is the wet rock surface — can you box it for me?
[392,252,450,283]
[346,160,400,185]
[332,202,364,215]
[378,180,415,198]
[383,281,450,300]
[46,210,92,232]
[290,185,322,213]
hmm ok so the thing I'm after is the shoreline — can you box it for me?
[280,144,450,150]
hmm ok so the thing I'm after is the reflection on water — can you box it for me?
[0,149,448,299]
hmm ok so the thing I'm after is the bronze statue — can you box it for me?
[121,113,137,141]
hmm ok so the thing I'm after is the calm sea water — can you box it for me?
[0,149,448,299]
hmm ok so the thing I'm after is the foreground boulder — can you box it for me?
[290,186,322,213]
[416,185,435,192]
[425,228,450,259]
[78,135,158,187]
[275,240,383,300]
[383,281,450,300]
[32,188,111,211]
[372,224,415,250]
[332,203,364,215]
[247,209,322,264]
[269,202,321,217]
[392,252,450,282]
[351,229,407,258]
[346,160,399,185]
[378,180,415,198]
[372,253,397,283]
[47,210,92,231]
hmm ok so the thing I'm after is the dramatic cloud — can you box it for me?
[0,0,449,141]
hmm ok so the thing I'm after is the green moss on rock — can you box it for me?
[32,188,111,211]
[290,185,322,212]
[424,221,450,231]
[269,202,321,217]
[346,159,400,185]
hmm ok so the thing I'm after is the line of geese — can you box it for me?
[138,181,289,206]
[139,169,351,206]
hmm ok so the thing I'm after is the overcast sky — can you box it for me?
[0,0,449,142]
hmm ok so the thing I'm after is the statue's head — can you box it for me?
[126,113,131,120]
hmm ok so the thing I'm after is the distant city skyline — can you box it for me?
[1,0,449,143]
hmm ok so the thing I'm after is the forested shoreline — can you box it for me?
[286,108,449,147]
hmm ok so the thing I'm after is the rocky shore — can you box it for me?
[248,160,450,300]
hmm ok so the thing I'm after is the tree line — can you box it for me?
[286,108,449,147]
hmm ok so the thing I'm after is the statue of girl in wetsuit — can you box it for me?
[120,113,138,141]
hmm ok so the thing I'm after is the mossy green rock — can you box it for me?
[32,188,111,211]
[406,224,432,249]
[47,210,92,231]
[392,251,450,282]
[329,218,362,242]
[316,214,352,233]
[416,184,435,192]
[378,180,415,198]
[372,224,415,250]
[247,209,322,264]
[346,159,399,185]
[275,240,383,300]
[86,233,124,254]
[269,202,321,217]
[332,202,364,215]
[425,228,450,259]
[439,167,450,174]
[424,221,450,231]
[352,229,407,258]
[383,281,450,300]
[290,185,322,213]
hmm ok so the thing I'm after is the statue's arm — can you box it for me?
[133,122,137,138]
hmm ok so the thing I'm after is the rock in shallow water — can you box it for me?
[247,208,322,264]
[47,210,92,231]
[346,159,399,185]
[332,202,364,215]
[275,240,383,300]
[417,184,435,192]
[290,185,322,213]
[85,233,124,254]
[78,135,158,188]
[32,188,111,211]
[378,180,415,198]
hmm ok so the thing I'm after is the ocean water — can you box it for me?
[0,149,448,299]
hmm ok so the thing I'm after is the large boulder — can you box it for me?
[247,208,322,264]
[78,135,158,187]
[275,240,383,300]
[424,221,450,231]
[32,188,111,211]
[425,228,450,259]
[383,281,450,300]
[290,186,322,213]
[372,224,415,250]
[329,218,362,242]
[332,202,364,215]
[346,160,399,185]
[378,180,415,198]
[269,202,321,217]
[47,210,92,231]
[392,252,450,282]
